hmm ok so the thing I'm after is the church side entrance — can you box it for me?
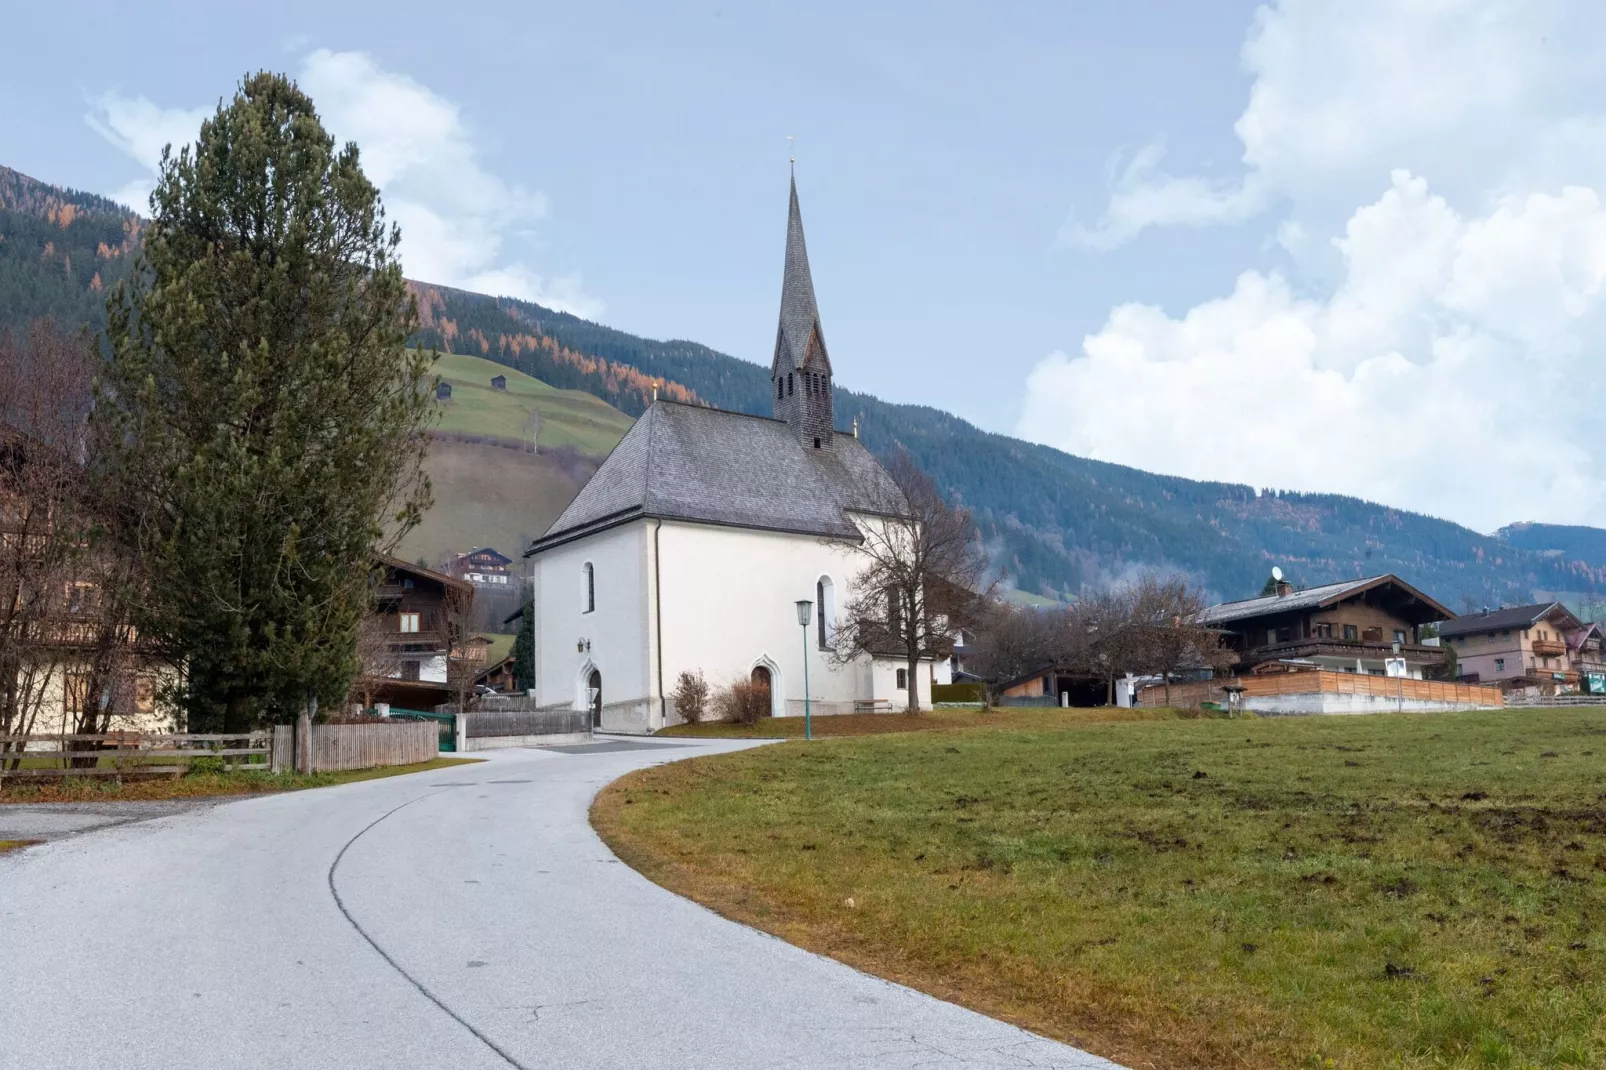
[750,665,772,718]
[588,669,602,728]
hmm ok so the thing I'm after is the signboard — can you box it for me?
[1384,658,1408,678]
[1589,673,1606,695]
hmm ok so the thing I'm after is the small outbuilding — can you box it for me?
[490,374,507,391]
[436,382,453,401]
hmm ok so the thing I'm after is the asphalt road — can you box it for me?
[0,738,1120,1070]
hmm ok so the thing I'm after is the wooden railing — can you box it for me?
[0,733,270,780]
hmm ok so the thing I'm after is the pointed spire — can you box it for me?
[773,174,830,378]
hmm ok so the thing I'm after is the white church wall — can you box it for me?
[657,520,866,722]
[531,521,653,730]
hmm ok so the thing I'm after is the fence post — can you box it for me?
[454,713,467,755]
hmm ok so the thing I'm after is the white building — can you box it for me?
[525,175,948,733]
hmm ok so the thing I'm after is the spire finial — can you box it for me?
[787,135,795,175]
[852,416,859,438]
[652,381,659,402]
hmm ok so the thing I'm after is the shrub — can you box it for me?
[714,680,770,725]
[185,756,226,777]
[671,670,710,725]
[932,682,985,703]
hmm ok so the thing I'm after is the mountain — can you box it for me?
[6,162,1606,609]
[403,281,1606,608]
[1496,522,1606,563]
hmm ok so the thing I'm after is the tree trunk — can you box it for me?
[906,650,921,713]
[224,693,251,734]
[1106,673,1115,706]
[1164,674,1172,706]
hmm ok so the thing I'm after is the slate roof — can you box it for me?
[1200,574,1453,626]
[1436,601,1579,637]
[526,401,903,554]
[771,175,830,377]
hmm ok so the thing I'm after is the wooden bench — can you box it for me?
[853,699,894,713]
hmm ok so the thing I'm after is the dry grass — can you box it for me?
[0,756,481,804]
[0,839,41,854]
[597,708,1606,1070]
[657,705,1187,739]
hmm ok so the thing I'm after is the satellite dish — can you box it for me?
[1271,566,1284,582]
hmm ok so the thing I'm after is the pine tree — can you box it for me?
[94,72,436,731]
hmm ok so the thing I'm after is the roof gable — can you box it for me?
[1200,574,1453,627]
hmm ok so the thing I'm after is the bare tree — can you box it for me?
[348,609,405,712]
[966,603,1077,706]
[0,322,111,764]
[831,451,991,712]
[442,582,479,713]
[1122,576,1234,705]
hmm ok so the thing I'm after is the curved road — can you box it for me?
[0,738,1118,1069]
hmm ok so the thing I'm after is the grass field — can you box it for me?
[0,756,481,804]
[597,708,1606,1069]
[658,706,1184,739]
[429,350,632,455]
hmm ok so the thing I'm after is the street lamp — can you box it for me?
[794,599,814,741]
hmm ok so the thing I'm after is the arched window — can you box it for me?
[776,377,782,400]
[816,576,836,649]
[787,372,794,396]
[582,562,595,613]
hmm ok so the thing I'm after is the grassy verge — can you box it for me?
[656,706,1192,739]
[0,756,481,804]
[596,708,1606,1069]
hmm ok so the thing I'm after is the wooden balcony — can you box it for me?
[1531,638,1566,657]
[1245,638,1443,667]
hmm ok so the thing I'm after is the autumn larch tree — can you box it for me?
[93,72,436,732]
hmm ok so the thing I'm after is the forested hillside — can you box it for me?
[7,162,1606,607]
[0,165,139,330]
[400,282,1606,606]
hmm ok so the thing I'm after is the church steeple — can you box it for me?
[771,172,834,449]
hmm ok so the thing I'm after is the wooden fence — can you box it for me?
[1140,672,1503,710]
[0,733,270,780]
[270,721,438,774]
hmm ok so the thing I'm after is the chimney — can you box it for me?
[1276,580,1293,597]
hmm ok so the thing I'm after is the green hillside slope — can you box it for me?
[431,351,632,455]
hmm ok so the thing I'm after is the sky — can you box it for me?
[4,0,1603,535]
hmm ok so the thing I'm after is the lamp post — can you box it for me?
[795,599,814,741]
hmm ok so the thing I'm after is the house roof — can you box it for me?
[1200,574,1454,627]
[375,553,473,595]
[527,400,903,554]
[458,546,513,566]
[1437,601,1581,638]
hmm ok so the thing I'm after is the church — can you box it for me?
[524,175,950,733]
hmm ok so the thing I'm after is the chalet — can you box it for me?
[356,556,474,710]
[1136,574,1504,714]
[1439,603,1606,695]
[1201,574,1454,679]
[436,382,453,401]
[491,374,507,391]
[448,546,515,589]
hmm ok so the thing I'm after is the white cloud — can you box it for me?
[85,53,601,318]
[1027,0,1606,532]
[1067,0,1606,251]
[83,92,209,213]
[1023,171,1606,531]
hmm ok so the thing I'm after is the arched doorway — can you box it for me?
[587,669,602,728]
[750,664,772,719]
